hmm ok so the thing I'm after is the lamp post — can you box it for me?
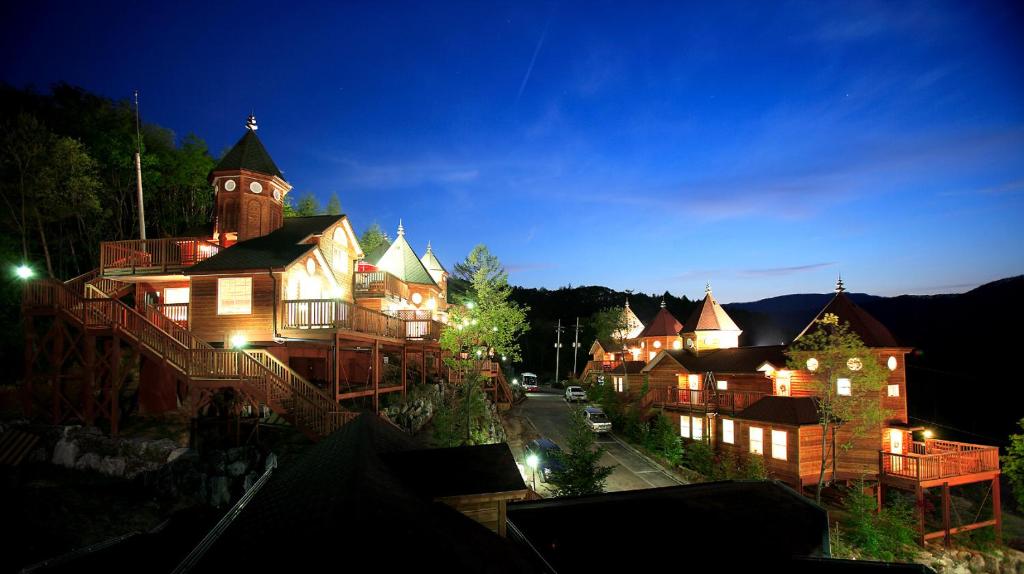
[15,264,34,280]
[526,453,539,491]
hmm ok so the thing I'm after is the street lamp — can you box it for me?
[923,429,934,440]
[526,453,539,491]
[15,264,33,280]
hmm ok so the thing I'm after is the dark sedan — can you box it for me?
[524,438,564,483]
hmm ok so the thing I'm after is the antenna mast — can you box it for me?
[134,90,146,240]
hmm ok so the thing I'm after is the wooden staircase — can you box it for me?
[23,278,356,440]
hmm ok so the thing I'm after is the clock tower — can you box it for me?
[209,114,292,246]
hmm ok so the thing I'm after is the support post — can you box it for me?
[421,346,427,385]
[993,475,1002,545]
[916,485,926,547]
[401,346,408,399]
[22,314,34,418]
[52,321,64,425]
[109,336,121,437]
[877,481,884,514]
[83,334,96,426]
[373,340,380,413]
[942,482,951,547]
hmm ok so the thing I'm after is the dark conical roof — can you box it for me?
[213,129,283,179]
[795,291,900,348]
[638,306,683,338]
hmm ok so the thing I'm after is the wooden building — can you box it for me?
[20,115,512,441]
[590,279,1002,544]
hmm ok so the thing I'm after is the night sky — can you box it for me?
[4,1,1022,302]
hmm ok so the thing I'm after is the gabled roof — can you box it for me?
[683,286,741,332]
[643,346,788,374]
[212,128,283,179]
[795,291,900,348]
[420,242,448,275]
[362,240,392,266]
[637,304,683,338]
[187,215,344,274]
[737,396,821,426]
[382,443,526,499]
[193,414,536,572]
[370,224,437,286]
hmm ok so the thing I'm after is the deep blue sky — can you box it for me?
[5,1,1023,302]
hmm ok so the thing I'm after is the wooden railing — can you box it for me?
[100,237,220,275]
[24,279,356,439]
[153,303,188,325]
[585,360,623,372]
[282,299,407,340]
[881,440,1000,483]
[647,387,767,415]
[354,271,410,300]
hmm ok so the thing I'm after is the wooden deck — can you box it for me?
[879,439,1000,488]
[647,387,768,416]
[100,237,220,276]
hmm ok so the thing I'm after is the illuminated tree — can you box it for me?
[437,245,528,444]
[787,314,889,503]
[590,305,633,390]
[547,406,615,496]
[359,222,388,254]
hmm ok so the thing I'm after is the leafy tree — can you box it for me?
[452,244,506,286]
[359,222,389,254]
[326,192,342,215]
[590,305,633,392]
[839,481,917,561]
[787,314,890,503]
[547,406,615,496]
[438,245,529,445]
[645,413,683,466]
[291,191,320,217]
[1003,418,1024,510]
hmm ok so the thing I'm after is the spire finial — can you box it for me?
[246,112,258,131]
[397,219,405,237]
[835,274,845,294]
[624,297,630,309]
[426,240,432,253]
[705,282,712,295]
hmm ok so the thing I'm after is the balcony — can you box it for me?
[100,238,220,276]
[880,439,1000,487]
[585,360,623,372]
[282,299,406,340]
[152,302,188,326]
[354,271,410,301]
[647,387,768,415]
[388,309,442,341]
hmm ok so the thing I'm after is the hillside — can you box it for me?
[509,275,1024,446]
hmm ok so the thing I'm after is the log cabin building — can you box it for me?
[584,280,1002,543]
[20,115,512,442]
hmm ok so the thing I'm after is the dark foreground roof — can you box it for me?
[187,215,343,273]
[212,129,283,179]
[194,414,535,572]
[383,443,527,499]
[796,292,901,348]
[739,396,821,426]
[507,481,828,572]
[655,345,788,373]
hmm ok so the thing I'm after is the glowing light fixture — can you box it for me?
[411,292,423,305]
[653,340,662,349]
[672,340,682,350]
[887,356,897,371]
[526,454,538,469]
[512,378,519,385]
[847,357,863,371]
[806,357,819,372]
[465,301,475,309]
[230,334,247,349]
[923,429,934,439]
[15,264,33,279]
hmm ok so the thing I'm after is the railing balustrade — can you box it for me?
[880,439,1000,482]
[282,299,417,340]
[354,271,410,300]
[100,237,220,275]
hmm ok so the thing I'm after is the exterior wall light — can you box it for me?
[15,265,33,279]
[806,357,819,371]
[230,334,247,349]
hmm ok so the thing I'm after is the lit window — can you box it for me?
[771,430,787,461]
[722,419,734,444]
[887,384,900,397]
[750,427,763,455]
[837,378,851,396]
[717,379,728,390]
[649,351,657,361]
[887,356,898,371]
[680,416,690,438]
[333,227,347,246]
[614,377,624,393]
[673,339,682,350]
[306,257,316,275]
[775,370,791,396]
[164,287,189,304]
[693,417,704,440]
[688,374,699,390]
[217,277,252,315]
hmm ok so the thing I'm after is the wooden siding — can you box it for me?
[318,220,357,303]
[189,273,279,344]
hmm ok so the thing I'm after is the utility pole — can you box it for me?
[553,319,564,383]
[133,90,146,240]
[571,317,581,376]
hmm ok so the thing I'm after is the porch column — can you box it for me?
[942,482,951,547]
[916,485,926,546]
[993,476,1002,545]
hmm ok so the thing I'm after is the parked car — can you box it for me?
[583,407,612,434]
[564,385,587,402]
[524,438,564,483]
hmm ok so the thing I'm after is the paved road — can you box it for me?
[513,390,683,492]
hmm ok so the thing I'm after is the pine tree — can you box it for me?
[547,407,615,496]
[326,192,342,215]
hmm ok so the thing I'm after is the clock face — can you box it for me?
[223,179,237,191]
[273,188,281,201]
[250,181,263,194]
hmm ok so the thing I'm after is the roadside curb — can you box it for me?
[606,432,687,486]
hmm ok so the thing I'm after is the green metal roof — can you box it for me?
[186,215,344,274]
[372,232,437,286]
[420,243,448,275]
[213,129,284,179]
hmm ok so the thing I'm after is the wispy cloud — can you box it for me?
[324,157,480,189]
[516,13,552,105]
[942,179,1024,197]
[506,262,559,274]
[738,262,836,277]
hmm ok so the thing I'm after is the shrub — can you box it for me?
[682,439,716,477]
[644,414,683,466]
[842,481,917,562]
